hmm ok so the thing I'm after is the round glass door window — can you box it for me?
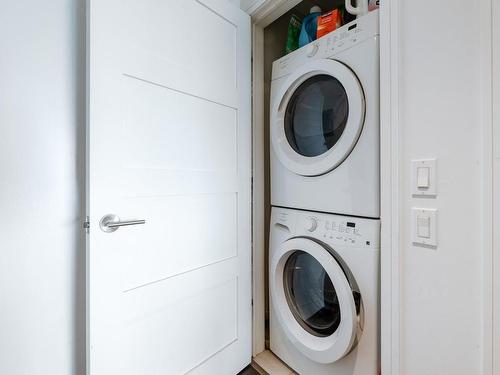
[284,250,341,337]
[284,75,349,158]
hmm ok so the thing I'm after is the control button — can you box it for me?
[307,218,318,232]
[307,43,319,57]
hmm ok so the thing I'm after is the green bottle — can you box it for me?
[285,14,302,55]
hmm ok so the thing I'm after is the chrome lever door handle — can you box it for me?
[107,219,146,228]
[99,214,146,233]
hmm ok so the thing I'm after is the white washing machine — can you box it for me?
[269,207,380,375]
[270,10,380,218]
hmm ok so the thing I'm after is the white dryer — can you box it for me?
[269,207,380,375]
[270,10,380,218]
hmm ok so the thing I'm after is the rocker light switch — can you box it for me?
[412,208,437,247]
[412,159,436,197]
[417,167,430,188]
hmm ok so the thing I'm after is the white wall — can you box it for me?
[494,2,500,372]
[240,0,258,11]
[398,0,483,373]
[0,1,86,374]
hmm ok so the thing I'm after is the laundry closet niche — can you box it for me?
[252,0,378,370]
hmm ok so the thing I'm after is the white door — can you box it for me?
[86,1,251,374]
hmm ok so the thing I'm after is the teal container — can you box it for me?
[298,6,322,48]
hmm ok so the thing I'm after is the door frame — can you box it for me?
[248,0,305,356]
[247,1,401,372]
[489,0,497,373]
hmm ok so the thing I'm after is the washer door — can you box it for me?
[270,237,359,364]
[271,59,365,176]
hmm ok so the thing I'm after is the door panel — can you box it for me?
[118,193,238,290]
[120,0,239,108]
[121,273,238,374]
[122,78,238,175]
[86,0,251,374]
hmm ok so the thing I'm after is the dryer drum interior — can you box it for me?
[271,58,367,178]
[284,74,349,158]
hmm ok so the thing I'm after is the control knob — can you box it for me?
[307,43,319,57]
[306,218,318,232]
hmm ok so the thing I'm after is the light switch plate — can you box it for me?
[412,208,437,248]
[412,159,437,197]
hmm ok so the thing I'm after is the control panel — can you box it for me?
[271,207,380,249]
[272,9,379,80]
[295,211,380,249]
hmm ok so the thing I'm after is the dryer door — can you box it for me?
[271,59,365,176]
[270,237,361,364]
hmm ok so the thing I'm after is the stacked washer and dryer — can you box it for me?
[269,9,380,375]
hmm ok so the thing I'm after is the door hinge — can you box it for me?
[83,216,90,234]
